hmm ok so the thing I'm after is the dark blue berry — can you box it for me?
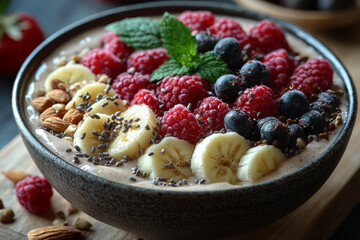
[214,74,245,103]
[278,0,316,10]
[287,124,307,149]
[279,90,308,118]
[196,32,218,54]
[224,110,259,141]
[317,92,340,108]
[299,110,327,135]
[239,60,270,88]
[310,92,340,116]
[214,37,243,71]
[260,120,290,150]
[257,116,279,130]
[317,0,355,10]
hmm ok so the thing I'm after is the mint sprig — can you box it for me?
[105,17,161,50]
[105,13,231,82]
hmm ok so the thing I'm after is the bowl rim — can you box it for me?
[12,1,357,196]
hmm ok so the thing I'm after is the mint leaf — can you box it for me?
[160,12,198,67]
[0,0,11,15]
[151,59,193,81]
[197,52,231,81]
[105,17,161,50]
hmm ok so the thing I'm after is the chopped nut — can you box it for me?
[0,208,14,223]
[0,199,3,209]
[47,89,71,104]
[52,218,67,226]
[296,138,307,149]
[42,117,68,133]
[56,211,66,219]
[63,108,84,124]
[74,217,92,230]
[69,80,88,97]
[2,170,31,184]
[65,100,75,111]
[335,115,343,126]
[64,124,77,136]
[97,74,111,84]
[31,97,54,113]
[55,56,67,66]
[50,79,67,91]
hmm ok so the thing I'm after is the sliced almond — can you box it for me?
[40,104,66,120]
[42,117,68,133]
[2,170,31,184]
[27,226,82,240]
[47,89,71,104]
[63,109,84,125]
[31,97,54,113]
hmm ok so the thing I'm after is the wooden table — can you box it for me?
[1,0,360,239]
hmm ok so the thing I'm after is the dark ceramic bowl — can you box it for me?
[12,1,357,239]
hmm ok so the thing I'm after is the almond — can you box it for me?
[2,170,31,184]
[27,226,82,240]
[47,89,71,104]
[40,104,66,120]
[63,109,84,124]
[51,79,67,91]
[42,117,68,132]
[31,97,54,113]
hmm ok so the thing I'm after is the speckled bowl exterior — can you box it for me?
[12,2,357,239]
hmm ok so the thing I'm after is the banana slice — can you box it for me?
[107,104,157,160]
[138,137,194,182]
[73,113,111,156]
[44,64,96,92]
[191,132,250,184]
[72,82,115,107]
[88,98,129,115]
[237,145,286,183]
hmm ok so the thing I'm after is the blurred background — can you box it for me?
[1,0,359,239]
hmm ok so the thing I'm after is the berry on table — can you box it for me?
[131,89,164,116]
[224,110,259,140]
[236,85,278,119]
[279,90,309,118]
[111,72,153,101]
[101,31,134,62]
[249,19,290,54]
[196,32,218,54]
[80,48,125,80]
[160,104,203,144]
[194,97,230,133]
[260,119,290,150]
[298,110,327,135]
[126,47,169,74]
[214,74,245,103]
[178,10,215,32]
[15,176,53,213]
[214,37,243,71]
[239,60,271,88]
[156,74,207,111]
[210,17,247,45]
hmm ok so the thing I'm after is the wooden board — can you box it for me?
[0,124,360,239]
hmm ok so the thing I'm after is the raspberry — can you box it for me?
[156,75,207,110]
[241,35,264,60]
[288,58,333,97]
[160,104,203,144]
[236,85,278,119]
[194,97,230,133]
[102,32,134,62]
[210,17,247,45]
[262,49,295,92]
[111,72,153,101]
[126,48,169,74]
[178,10,215,32]
[249,20,290,54]
[131,89,164,116]
[80,48,124,80]
[15,176,53,213]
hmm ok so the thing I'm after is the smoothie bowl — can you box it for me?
[12,1,357,239]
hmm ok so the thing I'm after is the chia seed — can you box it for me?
[128,176,136,182]
[74,145,81,152]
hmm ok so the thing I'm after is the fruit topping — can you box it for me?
[214,74,245,103]
[224,110,259,140]
[259,118,290,150]
[214,37,243,71]
[279,90,309,118]
[126,47,169,74]
[132,89,164,116]
[196,32,218,54]
[299,110,327,135]
[211,17,247,46]
[239,60,271,88]
[178,10,215,32]
[102,31,135,62]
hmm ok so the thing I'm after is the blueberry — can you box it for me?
[310,92,340,116]
[214,74,245,103]
[317,92,340,108]
[299,110,327,135]
[257,116,279,130]
[278,0,317,10]
[239,60,270,88]
[196,32,218,54]
[287,124,307,149]
[214,37,243,71]
[260,120,290,150]
[279,90,308,118]
[224,110,259,140]
[317,0,355,10]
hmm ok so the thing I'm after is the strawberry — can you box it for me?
[0,12,45,76]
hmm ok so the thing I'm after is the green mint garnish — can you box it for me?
[160,12,198,67]
[0,0,11,15]
[105,17,161,50]
[105,13,230,82]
